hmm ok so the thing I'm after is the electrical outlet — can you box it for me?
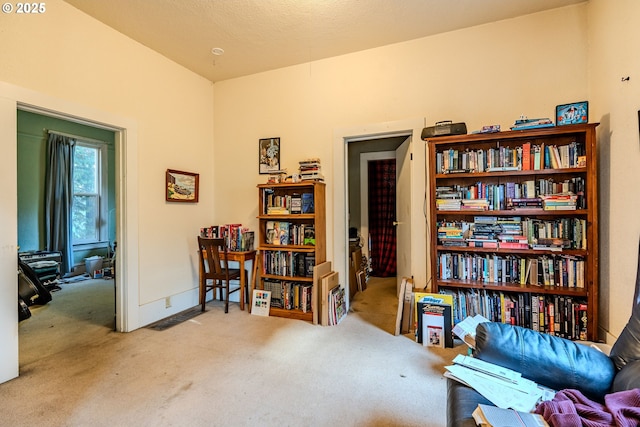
[165,297,171,308]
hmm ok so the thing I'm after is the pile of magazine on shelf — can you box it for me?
[298,158,324,181]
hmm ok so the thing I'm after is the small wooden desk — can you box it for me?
[199,250,256,311]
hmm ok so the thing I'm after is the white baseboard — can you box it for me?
[137,281,244,327]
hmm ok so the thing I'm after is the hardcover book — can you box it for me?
[301,193,314,213]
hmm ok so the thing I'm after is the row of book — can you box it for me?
[438,216,587,250]
[263,280,313,312]
[262,190,314,214]
[436,141,586,174]
[199,224,255,252]
[437,252,585,288]
[440,289,588,341]
[262,250,315,278]
[265,221,315,246]
[436,177,585,211]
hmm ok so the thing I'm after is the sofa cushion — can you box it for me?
[474,322,615,400]
[611,360,640,392]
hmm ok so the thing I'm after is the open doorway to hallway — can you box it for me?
[346,136,407,301]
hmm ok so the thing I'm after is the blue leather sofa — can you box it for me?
[447,245,640,426]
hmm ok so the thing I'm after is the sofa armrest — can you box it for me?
[446,378,492,427]
[474,322,615,400]
[612,360,640,392]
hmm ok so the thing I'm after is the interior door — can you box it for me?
[395,136,412,293]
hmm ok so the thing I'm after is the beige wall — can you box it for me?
[213,4,596,327]
[0,0,214,349]
[588,0,640,342]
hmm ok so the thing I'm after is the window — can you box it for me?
[72,143,103,243]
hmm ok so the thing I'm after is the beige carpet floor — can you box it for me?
[4,276,466,426]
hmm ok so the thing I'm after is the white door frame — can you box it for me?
[0,81,140,384]
[333,117,427,308]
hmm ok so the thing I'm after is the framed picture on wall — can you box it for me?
[166,169,199,202]
[259,137,281,174]
[556,101,589,126]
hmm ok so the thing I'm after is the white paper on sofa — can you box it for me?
[445,355,552,412]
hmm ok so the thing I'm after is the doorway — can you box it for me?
[347,136,409,290]
[16,108,117,364]
[333,117,428,313]
[1,82,140,384]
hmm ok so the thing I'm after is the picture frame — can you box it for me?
[251,289,271,316]
[259,137,281,174]
[556,101,588,126]
[166,169,199,203]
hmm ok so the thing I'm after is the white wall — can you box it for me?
[0,0,214,383]
[212,4,590,320]
[588,0,640,342]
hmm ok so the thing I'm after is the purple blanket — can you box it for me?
[534,389,640,427]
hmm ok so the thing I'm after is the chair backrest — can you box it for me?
[197,237,228,277]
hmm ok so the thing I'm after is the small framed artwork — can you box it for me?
[556,101,589,126]
[166,169,199,202]
[251,289,271,316]
[259,137,281,174]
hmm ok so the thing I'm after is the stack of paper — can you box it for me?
[445,355,555,412]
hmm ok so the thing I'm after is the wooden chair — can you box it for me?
[197,236,242,313]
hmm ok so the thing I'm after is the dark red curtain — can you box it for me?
[368,159,397,277]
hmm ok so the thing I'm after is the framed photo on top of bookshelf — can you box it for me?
[259,137,281,174]
[556,101,588,126]
[166,169,199,203]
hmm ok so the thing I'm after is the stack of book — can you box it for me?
[541,193,577,210]
[438,222,468,247]
[436,186,462,210]
[199,224,255,251]
[508,197,543,210]
[299,158,324,181]
[497,234,529,249]
[461,198,489,211]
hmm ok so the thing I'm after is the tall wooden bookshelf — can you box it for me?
[426,124,599,341]
[257,181,326,321]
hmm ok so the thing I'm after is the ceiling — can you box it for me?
[63,0,586,83]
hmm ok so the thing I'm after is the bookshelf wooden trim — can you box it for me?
[436,245,587,256]
[260,273,314,282]
[435,167,587,180]
[427,123,599,340]
[268,307,313,321]
[434,279,589,297]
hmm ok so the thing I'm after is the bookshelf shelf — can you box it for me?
[257,181,326,322]
[435,279,589,297]
[435,209,589,217]
[435,166,588,179]
[426,123,599,340]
